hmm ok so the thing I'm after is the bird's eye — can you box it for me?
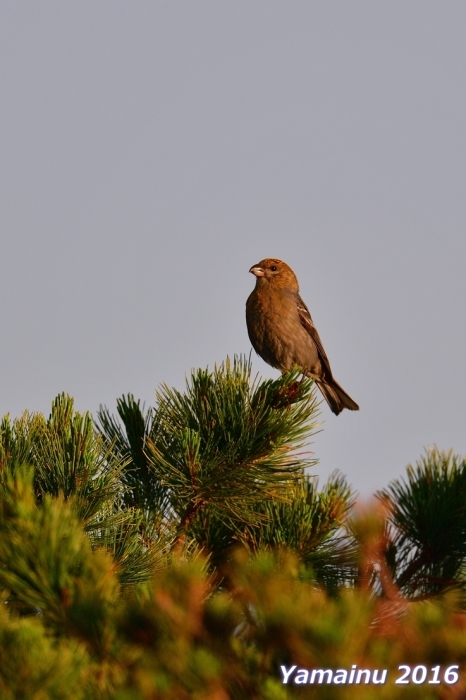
[271,266,277,272]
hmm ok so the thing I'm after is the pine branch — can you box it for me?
[146,356,320,550]
[378,448,466,598]
[96,393,172,520]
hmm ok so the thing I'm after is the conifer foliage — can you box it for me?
[0,357,465,698]
[96,356,348,569]
[379,448,466,599]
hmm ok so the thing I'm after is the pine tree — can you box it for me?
[0,357,465,698]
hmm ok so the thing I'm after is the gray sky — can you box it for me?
[1,2,465,497]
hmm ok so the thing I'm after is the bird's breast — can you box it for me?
[246,288,315,372]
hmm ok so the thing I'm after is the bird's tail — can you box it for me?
[315,378,359,416]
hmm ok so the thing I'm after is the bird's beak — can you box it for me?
[249,265,265,277]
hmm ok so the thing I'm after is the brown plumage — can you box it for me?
[246,258,359,415]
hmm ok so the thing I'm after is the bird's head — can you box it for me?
[249,258,299,292]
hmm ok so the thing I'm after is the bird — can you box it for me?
[246,258,359,415]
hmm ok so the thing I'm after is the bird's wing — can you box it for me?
[296,294,333,377]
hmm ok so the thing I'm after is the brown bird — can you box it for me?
[246,258,359,415]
